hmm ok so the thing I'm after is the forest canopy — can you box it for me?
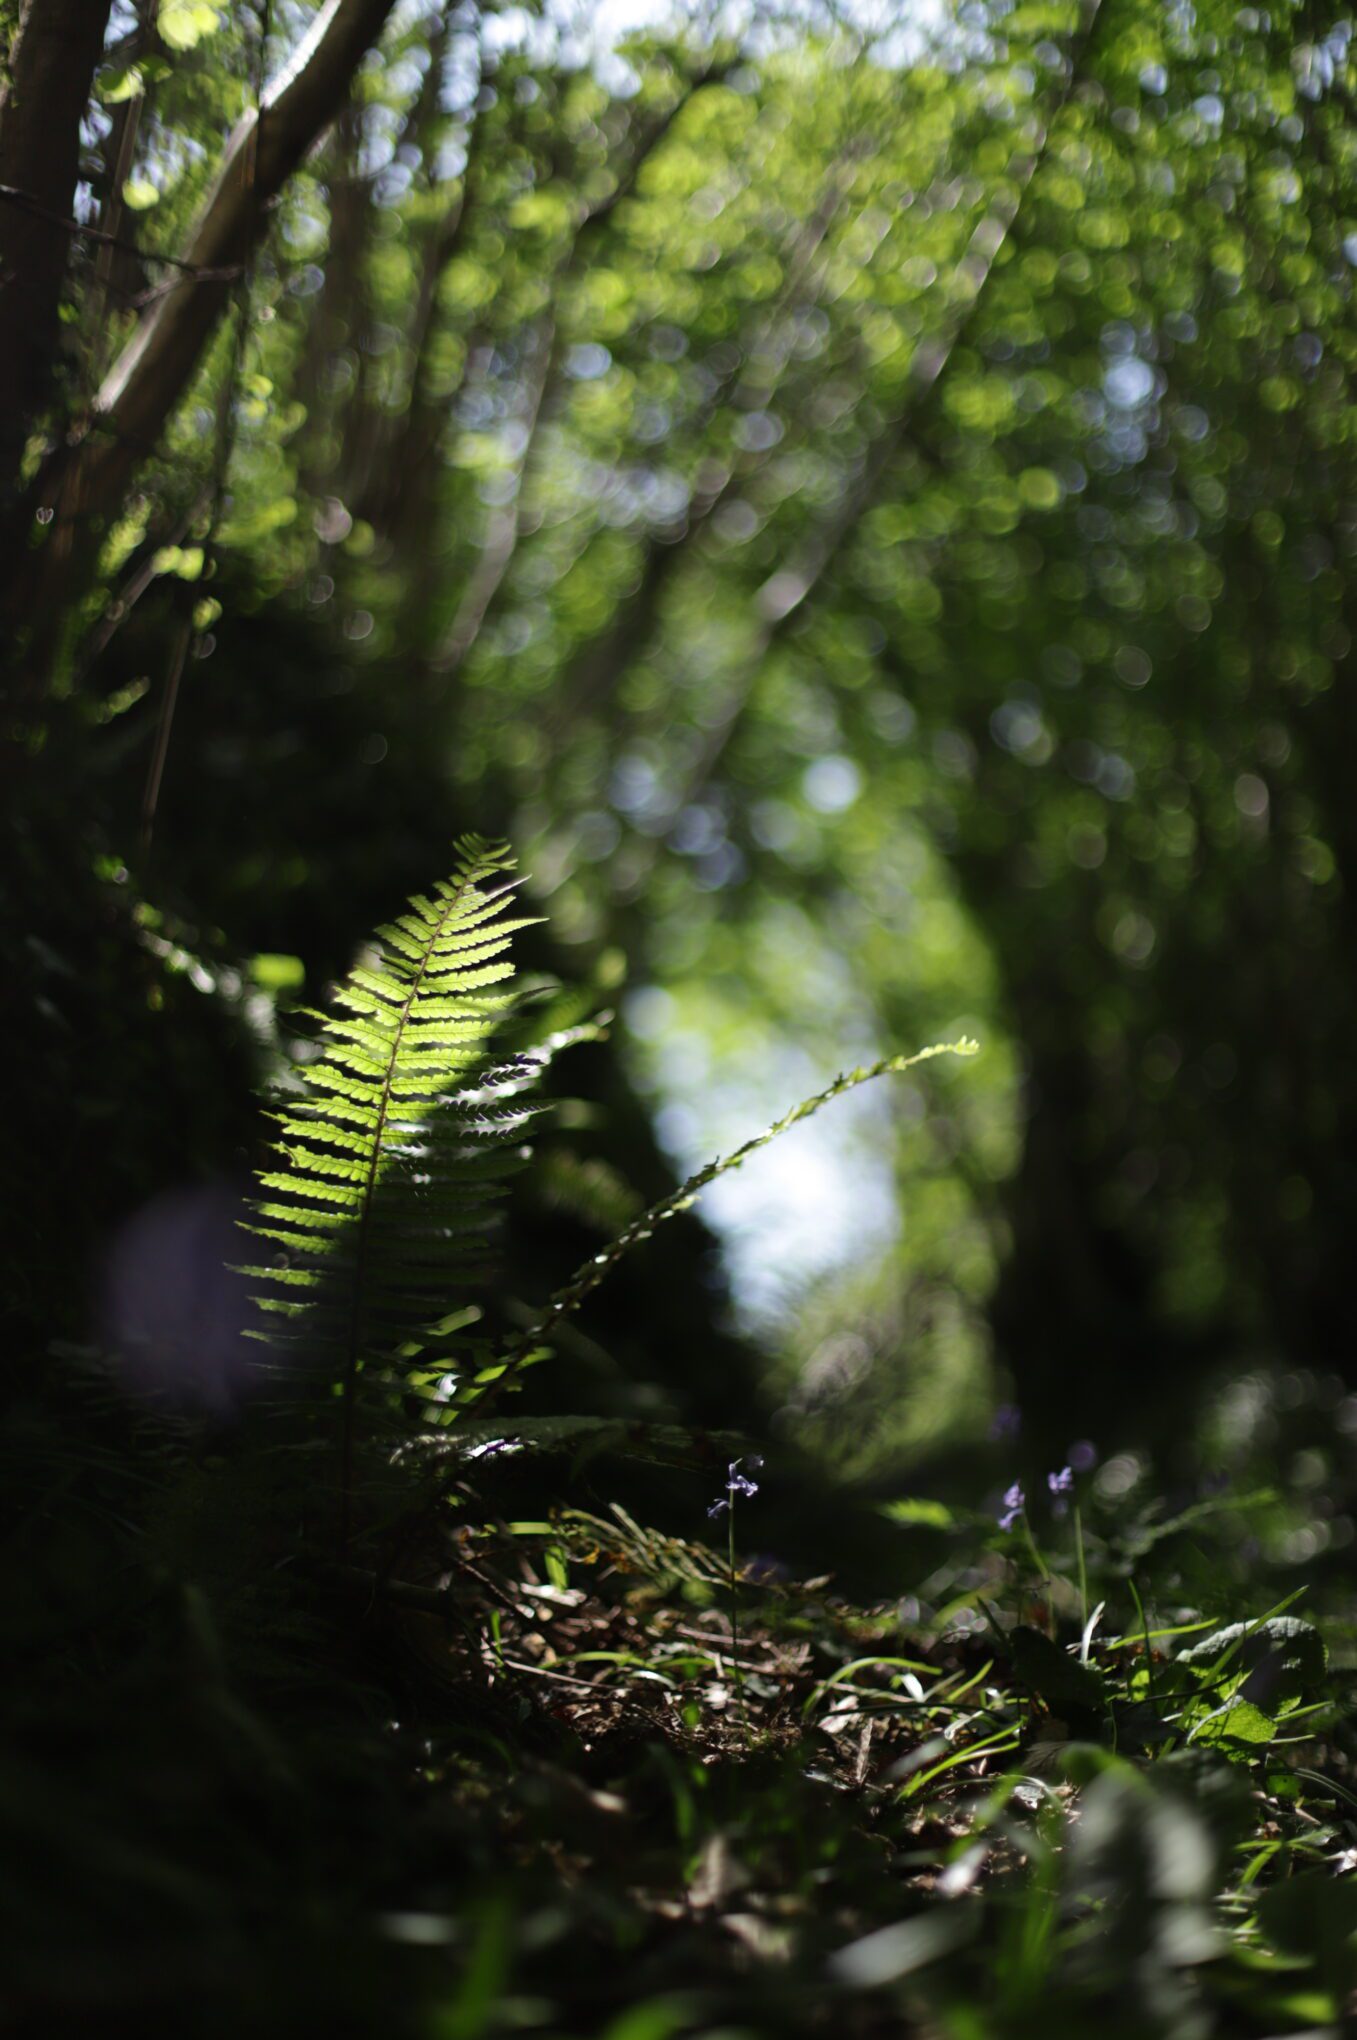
[8,0,1357,1460]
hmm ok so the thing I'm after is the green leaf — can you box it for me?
[1198,1700,1276,1746]
[1178,1616,1326,1693]
[152,544,204,581]
[158,1,221,51]
[100,64,144,105]
[880,1498,957,1529]
[252,954,306,993]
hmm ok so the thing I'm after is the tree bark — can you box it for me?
[5,0,401,686]
[0,0,115,512]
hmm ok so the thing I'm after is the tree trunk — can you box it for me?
[0,0,115,514]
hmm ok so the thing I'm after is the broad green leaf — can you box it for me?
[1178,1617,1326,1693]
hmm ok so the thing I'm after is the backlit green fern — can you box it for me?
[242,837,540,1540]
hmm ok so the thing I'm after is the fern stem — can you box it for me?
[729,1499,749,1744]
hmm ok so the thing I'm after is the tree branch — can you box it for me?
[5,0,402,675]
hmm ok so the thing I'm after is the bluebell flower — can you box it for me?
[998,1481,1025,1531]
[709,1457,760,1519]
[1068,1439,1097,1473]
[1047,1464,1074,1519]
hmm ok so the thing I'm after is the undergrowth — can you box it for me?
[6,847,1357,2040]
[8,1402,1357,2039]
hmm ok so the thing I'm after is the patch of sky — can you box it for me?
[478,0,951,82]
[625,970,900,1329]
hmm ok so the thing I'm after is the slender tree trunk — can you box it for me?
[293,101,373,502]
[360,30,480,543]
[424,63,740,685]
[85,88,146,354]
[0,0,115,512]
[338,6,454,518]
[371,200,476,551]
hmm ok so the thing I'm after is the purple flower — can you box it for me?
[1068,1439,1098,1473]
[1047,1464,1074,1520]
[709,1457,760,1519]
[998,1481,1025,1532]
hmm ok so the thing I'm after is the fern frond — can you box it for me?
[244,837,540,1543]
[460,1036,981,1424]
[413,1414,747,1471]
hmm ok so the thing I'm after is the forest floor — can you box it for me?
[6,1388,1357,2040]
